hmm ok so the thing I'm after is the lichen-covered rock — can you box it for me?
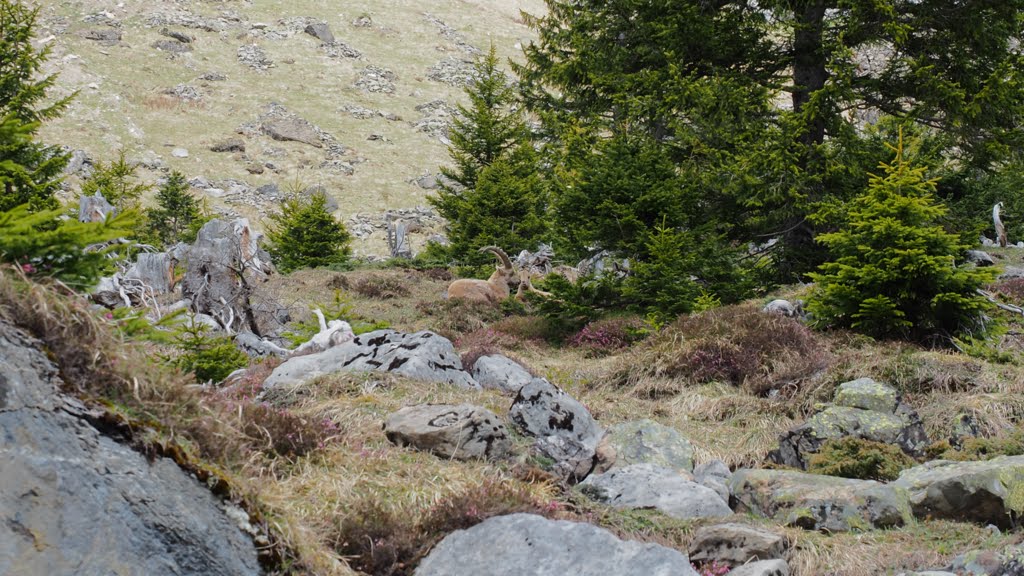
[893,456,1024,528]
[415,513,699,576]
[688,523,786,567]
[771,378,929,468]
[833,377,899,413]
[729,468,913,532]
[509,378,605,482]
[580,464,731,520]
[605,419,694,473]
[384,404,512,460]
[0,320,261,576]
[728,559,790,576]
[471,354,533,394]
[694,460,732,502]
[262,330,479,390]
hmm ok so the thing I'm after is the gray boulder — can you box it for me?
[303,21,335,44]
[730,468,913,532]
[262,116,322,147]
[0,320,261,576]
[509,378,605,482]
[966,250,996,267]
[771,377,929,469]
[415,513,699,576]
[605,419,694,473]
[580,464,731,520]
[763,299,802,318]
[1000,267,1024,280]
[729,560,790,576]
[126,252,176,294]
[384,404,512,460]
[893,456,1024,528]
[694,460,732,502]
[471,354,534,394]
[688,523,786,567]
[262,330,479,390]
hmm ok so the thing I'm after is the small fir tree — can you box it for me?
[808,134,996,340]
[430,44,548,265]
[265,191,351,273]
[0,203,136,288]
[171,320,248,383]
[0,0,72,211]
[147,171,202,246]
[80,149,150,211]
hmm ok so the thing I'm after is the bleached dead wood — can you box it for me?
[995,202,1008,248]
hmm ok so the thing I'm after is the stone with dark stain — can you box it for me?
[384,403,512,460]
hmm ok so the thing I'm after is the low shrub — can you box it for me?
[415,298,503,340]
[489,314,555,343]
[927,430,1024,462]
[455,327,534,370]
[612,304,832,396]
[330,480,560,575]
[353,274,411,299]
[992,278,1024,303]
[170,320,249,383]
[568,316,646,357]
[806,437,916,481]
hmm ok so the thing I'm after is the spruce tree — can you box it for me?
[265,191,351,273]
[808,135,996,341]
[430,44,548,265]
[0,0,72,210]
[147,171,202,246]
[81,150,150,211]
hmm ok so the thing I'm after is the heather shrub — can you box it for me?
[353,274,411,299]
[807,437,916,481]
[612,304,831,395]
[455,327,534,370]
[568,315,646,356]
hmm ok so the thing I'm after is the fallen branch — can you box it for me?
[977,288,1024,315]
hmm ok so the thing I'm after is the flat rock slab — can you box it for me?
[893,456,1024,528]
[262,330,479,390]
[261,116,322,147]
[730,468,912,532]
[0,320,260,576]
[509,378,604,482]
[415,513,699,576]
[729,559,790,576]
[605,419,694,473]
[471,354,533,394]
[384,404,512,460]
[688,523,786,567]
[580,464,731,520]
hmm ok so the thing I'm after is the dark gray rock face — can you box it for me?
[893,457,1024,528]
[262,330,479,390]
[384,403,512,460]
[414,513,699,576]
[0,320,261,576]
[770,378,929,469]
[509,378,605,482]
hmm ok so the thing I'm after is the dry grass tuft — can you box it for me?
[414,297,504,340]
[608,304,833,397]
[353,275,412,300]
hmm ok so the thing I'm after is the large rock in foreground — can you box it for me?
[262,330,479,390]
[415,513,699,576]
[771,378,929,469]
[384,404,512,460]
[471,354,533,394]
[0,320,261,575]
[730,468,912,532]
[580,464,731,520]
[509,378,605,482]
[893,456,1024,528]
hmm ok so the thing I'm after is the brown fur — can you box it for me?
[446,247,515,304]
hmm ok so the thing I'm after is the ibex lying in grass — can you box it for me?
[446,246,516,303]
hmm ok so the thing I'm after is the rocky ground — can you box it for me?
[35,0,543,256]
[6,239,1024,574]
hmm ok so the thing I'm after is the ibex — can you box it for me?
[446,246,516,303]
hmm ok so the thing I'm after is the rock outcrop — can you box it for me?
[730,468,913,532]
[415,513,699,576]
[262,330,479,390]
[893,456,1024,528]
[509,378,605,482]
[0,320,262,575]
[771,378,929,468]
[384,403,512,460]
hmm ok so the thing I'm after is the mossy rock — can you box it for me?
[893,455,1024,528]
